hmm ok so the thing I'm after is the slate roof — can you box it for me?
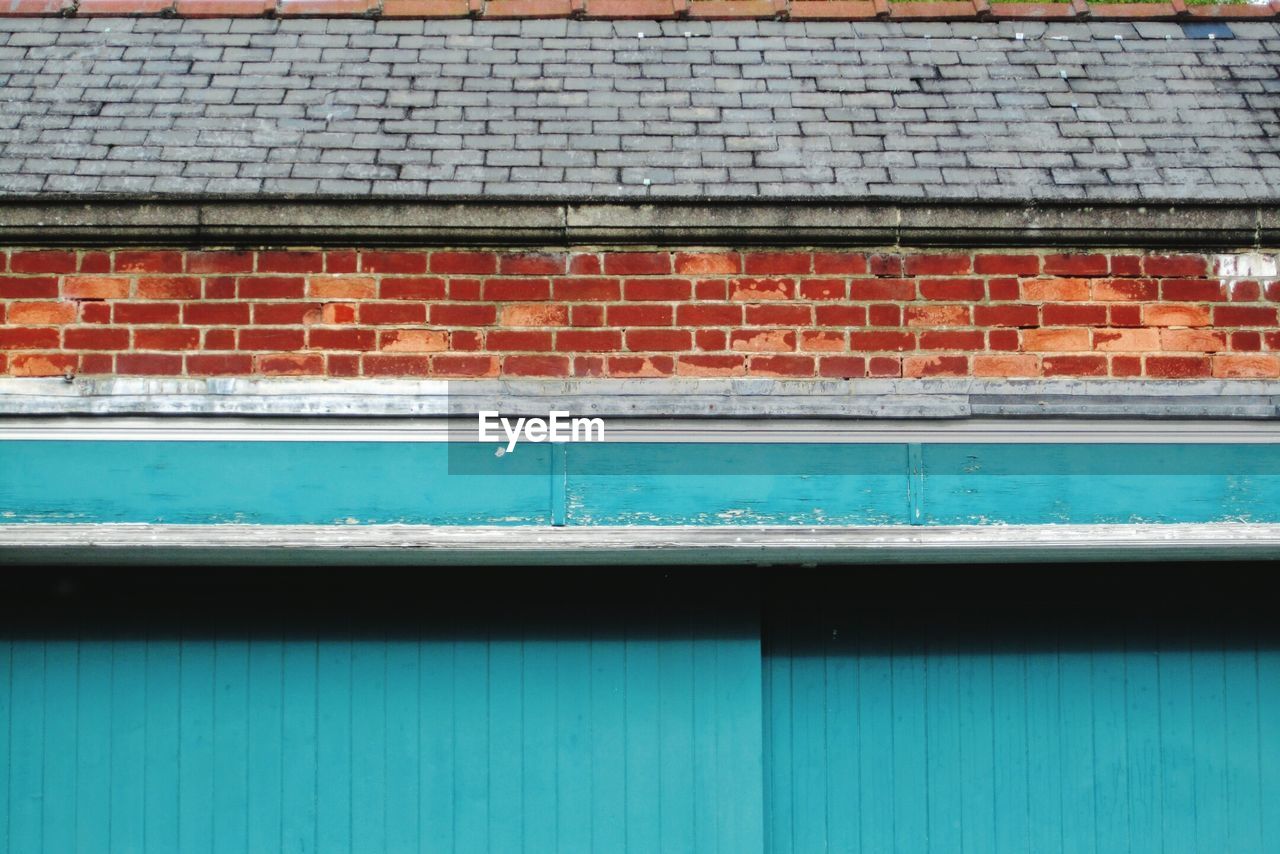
[1,17,1278,201]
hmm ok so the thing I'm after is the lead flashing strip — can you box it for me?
[2,523,1278,566]
[1,377,1278,419]
[0,200,1276,249]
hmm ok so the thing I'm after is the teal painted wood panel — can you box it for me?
[3,440,1280,526]
[763,603,1280,854]
[0,623,764,854]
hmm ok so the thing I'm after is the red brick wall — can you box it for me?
[1,247,1277,379]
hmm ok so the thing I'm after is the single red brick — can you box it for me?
[64,276,131,300]
[80,252,111,274]
[607,304,672,327]
[1143,255,1207,277]
[448,279,482,301]
[1212,354,1280,378]
[1042,355,1107,377]
[1043,254,1108,277]
[1022,279,1091,301]
[729,278,795,302]
[7,301,77,325]
[868,356,901,377]
[204,277,236,300]
[498,253,567,275]
[919,330,985,350]
[361,251,428,275]
[813,252,867,275]
[816,304,868,327]
[800,330,845,352]
[904,254,970,276]
[186,354,254,376]
[849,331,915,352]
[1111,355,1143,378]
[1143,304,1211,327]
[1230,281,1262,302]
[1109,255,1143,277]
[904,355,969,377]
[918,277,984,301]
[988,329,1019,351]
[675,354,746,377]
[869,255,903,277]
[1042,303,1108,326]
[187,251,254,274]
[904,305,969,327]
[1146,355,1211,378]
[1215,306,1277,326]
[627,329,692,351]
[432,355,500,378]
[452,330,483,350]
[554,277,620,302]
[1022,328,1090,352]
[503,355,571,377]
[987,278,1020,301]
[11,251,77,274]
[568,254,601,275]
[974,254,1040,275]
[238,277,306,299]
[429,251,497,275]
[322,304,356,325]
[1159,328,1225,353]
[1230,331,1262,351]
[183,303,250,325]
[380,277,447,301]
[624,279,691,301]
[486,330,554,351]
[308,276,376,300]
[308,328,376,351]
[743,252,810,275]
[117,353,182,375]
[204,329,236,350]
[850,279,914,301]
[695,329,726,351]
[0,277,59,298]
[799,278,846,300]
[325,251,358,274]
[730,329,795,352]
[8,353,77,377]
[134,328,201,350]
[818,355,867,379]
[360,303,427,325]
[430,304,497,326]
[869,305,902,328]
[973,354,1039,377]
[1092,279,1157,302]
[500,303,569,327]
[673,252,741,275]
[603,252,671,276]
[745,304,811,326]
[362,354,431,376]
[136,276,202,300]
[0,328,60,349]
[556,330,623,351]
[694,280,728,301]
[1162,279,1226,302]
[115,250,184,274]
[1094,329,1160,351]
[1109,305,1142,327]
[484,278,551,301]
[113,302,179,324]
[571,305,604,327]
[257,251,324,274]
[607,355,675,377]
[574,356,606,377]
[1266,282,1280,302]
[678,304,742,326]
[328,354,361,377]
[255,302,322,325]
[62,330,128,353]
[973,304,1039,328]
[749,354,815,377]
[255,353,325,376]
[239,328,305,351]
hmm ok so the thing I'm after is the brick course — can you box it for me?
[1,248,1277,380]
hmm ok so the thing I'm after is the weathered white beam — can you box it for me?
[2,523,1278,566]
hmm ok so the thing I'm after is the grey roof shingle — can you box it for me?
[1,17,1278,201]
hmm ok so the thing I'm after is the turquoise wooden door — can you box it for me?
[0,605,764,853]
[763,583,1280,854]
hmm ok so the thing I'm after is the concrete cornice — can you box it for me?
[0,199,1276,249]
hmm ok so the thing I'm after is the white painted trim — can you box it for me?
[2,523,1278,565]
[1,416,1279,444]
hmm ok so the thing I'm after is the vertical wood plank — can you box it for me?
[452,637,489,852]
[1222,636,1263,854]
[211,638,249,854]
[1124,635,1163,854]
[1057,647,1097,854]
[246,636,284,854]
[350,637,388,853]
[280,637,319,854]
[486,634,523,854]
[315,637,353,854]
[384,638,421,854]
[519,636,555,852]
[891,623,929,853]
[40,639,78,854]
[1157,628,1196,854]
[554,637,592,853]
[143,637,180,854]
[1092,643,1131,852]
[589,631,626,853]
[419,634,456,852]
[990,638,1030,854]
[657,627,696,853]
[176,635,215,854]
[8,641,43,854]
[1191,638,1229,851]
[925,623,965,854]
